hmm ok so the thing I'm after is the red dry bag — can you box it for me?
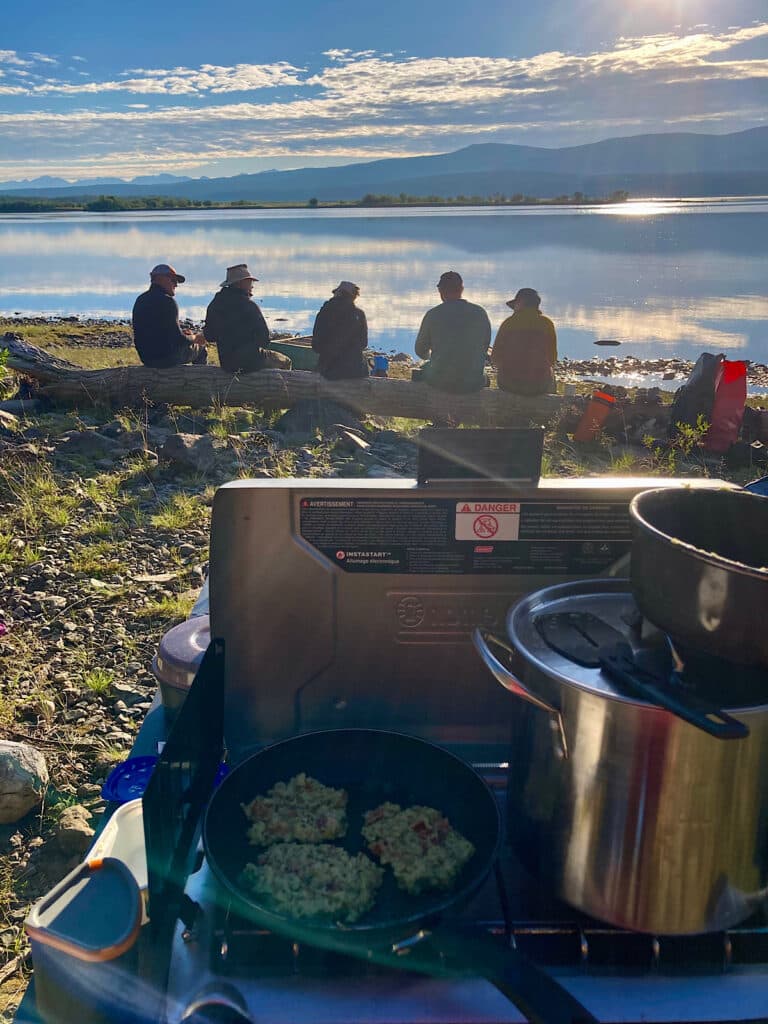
[704,360,748,453]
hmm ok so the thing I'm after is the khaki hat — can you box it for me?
[221,264,258,287]
[150,263,185,283]
[332,280,360,297]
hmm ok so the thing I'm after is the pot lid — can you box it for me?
[152,614,210,691]
[508,579,668,705]
[508,579,767,711]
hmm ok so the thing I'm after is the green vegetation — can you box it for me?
[0,188,630,214]
[81,668,114,695]
[358,189,630,207]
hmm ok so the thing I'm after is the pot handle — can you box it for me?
[473,628,569,760]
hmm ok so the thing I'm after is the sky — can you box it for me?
[0,0,766,183]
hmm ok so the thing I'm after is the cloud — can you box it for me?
[26,61,306,96]
[1,25,767,179]
[0,49,32,67]
[29,52,58,65]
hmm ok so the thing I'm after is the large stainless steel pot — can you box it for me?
[473,579,768,935]
[630,487,768,668]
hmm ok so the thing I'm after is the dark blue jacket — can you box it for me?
[312,296,369,380]
[132,284,194,368]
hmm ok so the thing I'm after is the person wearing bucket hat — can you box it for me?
[490,287,558,395]
[412,271,491,393]
[203,264,291,373]
[132,263,208,368]
[311,281,369,380]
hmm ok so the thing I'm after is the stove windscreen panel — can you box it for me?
[209,477,727,766]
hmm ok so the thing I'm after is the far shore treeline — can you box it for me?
[0,189,630,214]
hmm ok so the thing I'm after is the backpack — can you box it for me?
[667,353,723,439]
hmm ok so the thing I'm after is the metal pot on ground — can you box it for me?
[473,579,768,936]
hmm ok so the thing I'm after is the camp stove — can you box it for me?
[20,468,768,1024]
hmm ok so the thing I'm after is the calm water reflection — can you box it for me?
[1,200,766,364]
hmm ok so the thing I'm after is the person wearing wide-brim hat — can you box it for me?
[490,287,558,396]
[311,281,370,380]
[203,264,291,373]
[132,263,208,368]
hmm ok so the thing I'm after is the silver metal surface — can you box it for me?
[475,579,768,935]
[209,477,725,765]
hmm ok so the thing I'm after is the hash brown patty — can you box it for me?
[242,843,383,922]
[241,772,348,846]
[362,802,475,894]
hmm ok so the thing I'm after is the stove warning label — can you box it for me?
[455,501,520,541]
[299,496,632,575]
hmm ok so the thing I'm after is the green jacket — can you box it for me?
[414,299,491,393]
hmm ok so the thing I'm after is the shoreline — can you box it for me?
[4,314,768,392]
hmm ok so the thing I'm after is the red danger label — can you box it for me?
[472,514,499,538]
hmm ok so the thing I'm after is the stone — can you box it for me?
[58,430,121,457]
[275,399,364,438]
[365,465,405,478]
[0,409,19,431]
[0,741,49,824]
[54,804,95,856]
[158,432,220,472]
[0,398,44,415]
[332,427,371,454]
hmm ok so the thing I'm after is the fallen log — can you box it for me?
[1,333,562,425]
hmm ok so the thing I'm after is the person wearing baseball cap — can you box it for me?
[311,281,369,380]
[412,271,491,392]
[132,263,208,368]
[203,264,291,373]
[490,287,558,395]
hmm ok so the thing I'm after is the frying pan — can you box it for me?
[203,728,597,1024]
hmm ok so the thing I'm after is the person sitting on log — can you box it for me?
[203,264,291,373]
[311,281,370,380]
[132,264,208,368]
[413,271,491,392]
[490,287,558,395]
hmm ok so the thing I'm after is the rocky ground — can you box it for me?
[0,318,766,1019]
[3,313,768,388]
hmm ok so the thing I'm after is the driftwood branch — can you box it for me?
[1,333,562,425]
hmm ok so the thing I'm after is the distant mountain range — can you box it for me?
[0,172,193,191]
[1,128,766,202]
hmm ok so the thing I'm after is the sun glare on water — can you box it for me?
[600,200,677,217]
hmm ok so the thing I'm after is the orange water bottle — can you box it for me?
[573,390,616,441]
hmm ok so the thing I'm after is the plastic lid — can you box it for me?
[102,756,229,803]
[151,615,210,692]
[102,756,159,803]
[26,857,141,962]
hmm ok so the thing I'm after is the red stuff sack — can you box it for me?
[704,359,748,453]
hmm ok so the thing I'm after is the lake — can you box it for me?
[1,200,766,371]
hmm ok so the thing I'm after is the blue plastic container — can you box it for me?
[102,756,228,804]
[372,354,389,377]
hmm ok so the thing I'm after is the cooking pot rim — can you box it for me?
[505,579,768,713]
[630,487,768,581]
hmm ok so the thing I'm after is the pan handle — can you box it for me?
[473,628,569,759]
[395,926,597,1024]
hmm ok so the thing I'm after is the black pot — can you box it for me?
[629,487,768,668]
